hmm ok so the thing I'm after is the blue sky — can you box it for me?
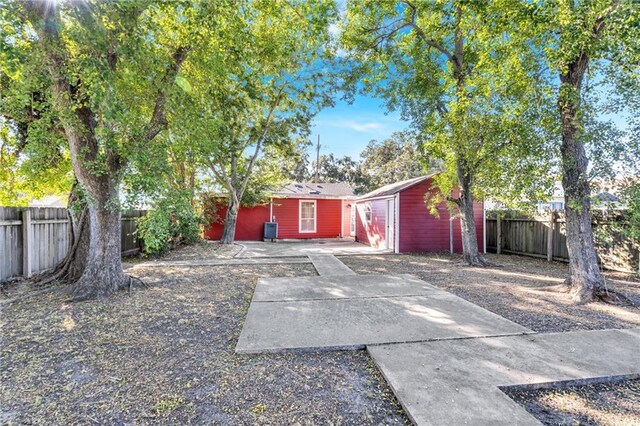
[308,95,408,159]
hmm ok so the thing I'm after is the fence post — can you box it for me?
[496,215,502,255]
[547,211,554,262]
[22,209,32,277]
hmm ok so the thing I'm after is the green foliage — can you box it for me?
[136,191,203,255]
[619,181,640,245]
[340,1,558,208]
[311,153,366,194]
[360,131,428,193]
[176,0,338,210]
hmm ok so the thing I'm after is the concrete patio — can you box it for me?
[369,328,640,425]
[236,239,391,258]
[235,272,531,353]
[235,254,640,425]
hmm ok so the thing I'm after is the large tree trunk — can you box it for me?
[558,52,605,304]
[27,1,187,300]
[221,194,240,244]
[456,162,488,266]
[70,200,127,300]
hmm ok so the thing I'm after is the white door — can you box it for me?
[386,199,395,250]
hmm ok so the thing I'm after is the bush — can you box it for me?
[136,192,204,255]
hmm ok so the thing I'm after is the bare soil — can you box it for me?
[340,253,640,332]
[503,379,640,426]
[0,263,408,425]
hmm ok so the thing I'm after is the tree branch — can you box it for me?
[400,0,454,62]
[145,46,191,141]
[238,84,287,198]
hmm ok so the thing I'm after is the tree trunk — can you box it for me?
[456,162,488,266]
[221,194,240,244]
[69,201,127,300]
[558,85,605,304]
[558,51,605,304]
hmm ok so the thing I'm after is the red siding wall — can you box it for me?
[272,198,343,239]
[355,197,391,249]
[205,197,347,241]
[398,179,484,253]
[204,203,269,241]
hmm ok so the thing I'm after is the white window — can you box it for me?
[364,203,372,222]
[299,200,316,233]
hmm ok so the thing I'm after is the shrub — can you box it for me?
[137,191,204,255]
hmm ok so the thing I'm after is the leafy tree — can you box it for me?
[1,1,213,299]
[529,0,640,303]
[360,131,426,193]
[279,141,313,183]
[313,153,369,193]
[341,1,554,265]
[180,0,337,244]
[0,118,73,206]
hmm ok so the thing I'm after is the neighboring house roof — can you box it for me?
[357,174,438,200]
[271,182,355,199]
[593,192,621,203]
[29,195,67,207]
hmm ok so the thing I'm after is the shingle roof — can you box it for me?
[357,173,438,200]
[271,182,355,199]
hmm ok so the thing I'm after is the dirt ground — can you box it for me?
[125,240,243,264]
[340,253,640,332]
[503,379,640,426]
[3,248,639,425]
[0,260,408,425]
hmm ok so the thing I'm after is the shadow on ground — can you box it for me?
[0,263,409,425]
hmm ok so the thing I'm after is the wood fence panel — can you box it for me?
[486,212,638,273]
[0,207,146,281]
[0,207,23,280]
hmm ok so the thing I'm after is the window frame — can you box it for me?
[364,203,372,222]
[299,199,317,233]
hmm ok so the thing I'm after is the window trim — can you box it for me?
[364,203,372,222]
[299,199,317,233]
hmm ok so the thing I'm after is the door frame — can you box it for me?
[386,198,395,250]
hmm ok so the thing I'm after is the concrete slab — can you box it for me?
[251,274,438,302]
[308,254,356,276]
[236,274,531,353]
[237,240,391,258]
[129,257,311,269]
[368,328,640,426]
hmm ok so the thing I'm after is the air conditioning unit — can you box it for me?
[264,222,278,241]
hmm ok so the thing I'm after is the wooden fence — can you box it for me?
[0,207,146,282]
[486,211,639,273]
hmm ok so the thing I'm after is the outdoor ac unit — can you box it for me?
[264,222,278,241]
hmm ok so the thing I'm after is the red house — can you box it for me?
[204,182,354,241]
[355,175,485,254]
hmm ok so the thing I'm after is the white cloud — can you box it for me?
[332,120,384,132]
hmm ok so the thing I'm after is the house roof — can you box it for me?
[357,174,438,200]
[271,182,354,199]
